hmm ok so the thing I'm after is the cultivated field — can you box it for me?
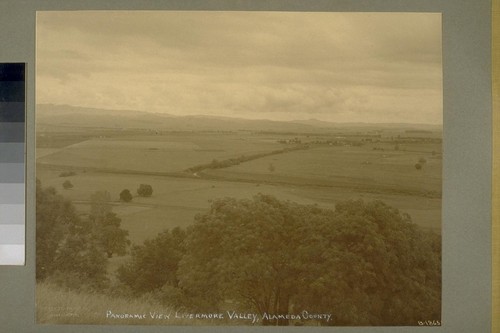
[37,132,283,173]
[36,126,442,246]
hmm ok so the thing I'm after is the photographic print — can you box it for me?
[35,11,442,326]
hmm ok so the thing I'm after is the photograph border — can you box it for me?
[492,0,499,331]
[0,0,492,332]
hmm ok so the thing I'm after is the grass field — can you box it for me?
[204,145,441,195]
[36,282,217,325]
[36,132,283,173]
[36,128,442,246]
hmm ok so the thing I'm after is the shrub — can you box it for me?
[117,227,186,294]
[175,195,441,325]
[137,184,153,197]
[62,180,73,189]
[36,180,109,288]
[89,191,130,258]
[119,189,133,202]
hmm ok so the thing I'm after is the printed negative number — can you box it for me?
[418,320,441,326]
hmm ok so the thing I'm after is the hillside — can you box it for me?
[36,104,442,135]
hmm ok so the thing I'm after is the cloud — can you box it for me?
[36,11,442,124]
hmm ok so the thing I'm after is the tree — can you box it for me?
[137,184,153,197]
[294,200,440,325]
[37,179,77,280]
[36,179,109,289]
[120,189,133,202]
[415,163,423,170]
[90,190,112,218]
[98,212,130,258]
[62,180,73,189]
[176,195,324,324]
[89,191,130,258]
[175,195,441,326]
[117,227,186,294]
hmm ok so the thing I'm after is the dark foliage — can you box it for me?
[168,195,441,326]
[185,145,308,173]
[59,171,76,177]
[137,184,153,197]
[36,179,109,289]
[117,227,186,294]
[62,180,73,189]
[120,189,133,202]
[89,191,130,258]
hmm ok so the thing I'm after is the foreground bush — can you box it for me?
[118,194,440,326]
[117,227,186,294]
[36,180,108,288]
[36,181,130,288]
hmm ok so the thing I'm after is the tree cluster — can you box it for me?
[120,189,133,202]
[90,191,131,258]
[59,171,76,177]
[62,180,73,189]
[117,227,186,295]
[117,194,441,326]
[185,146,308,174]
[415,157,428,170]
[36,181,130,289]
[137,184,153,197]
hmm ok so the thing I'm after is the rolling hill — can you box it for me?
[36,104,442,134]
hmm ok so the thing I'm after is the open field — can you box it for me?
[36,127,442,247]
[204,145,441,196]
[37,131,284,173]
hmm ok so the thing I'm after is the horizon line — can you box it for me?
[36,103,444,127]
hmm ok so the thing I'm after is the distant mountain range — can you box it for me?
[36,104,442,133]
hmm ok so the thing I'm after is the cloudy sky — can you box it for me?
[36,11,442,124]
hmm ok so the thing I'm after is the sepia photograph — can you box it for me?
[35,11,442,326]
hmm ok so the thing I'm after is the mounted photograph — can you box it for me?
[35,11,442,326]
